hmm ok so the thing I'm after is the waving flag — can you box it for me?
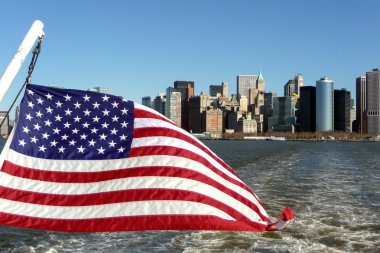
[0,84,293,232]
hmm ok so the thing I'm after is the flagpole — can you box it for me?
[0,20,44,104]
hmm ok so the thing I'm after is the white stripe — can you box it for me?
[5,149,268,218]
[131,135,242,183]
[0,198,235,221]
[134,104,214,153]
[0,173,267,224]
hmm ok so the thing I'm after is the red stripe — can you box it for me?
[0,212,268,232]
[134,108,175,125]
[1,161,270,222]
[133,127,240,178]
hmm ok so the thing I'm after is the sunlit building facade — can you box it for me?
[316,77,334,131]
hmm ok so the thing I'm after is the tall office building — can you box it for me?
[366,69,380,135]
[237,75,258,99]
[166,87,182,127]
[257,70,265,92]
[316,77,334,131]
[268,96,297,130]
[153,93,166,115]
[294,74,304,96]
[188,93,209,133]
[239,96,248,112]
[263,92,277,131]
[284,80,295,97]
[209,82,228,97]
[334,89,351,132]
[356,76,366,134]
[174,80,194,131]
[284,74,304,97]
[299,86,316,132]
[142,96,152,108]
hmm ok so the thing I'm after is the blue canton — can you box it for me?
[10,84,134,160]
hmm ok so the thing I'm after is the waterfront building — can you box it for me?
[268,96,296,130]
[209,82,228,97]
[202,108,223,138]
[0,111,9,136]
[237,116,257,133]
[263,92,277,132]
[227,111,243,131]
[142,96,152,108]
[356,76,366,134]
[237,75,258,100]
[174,80,194,131]
[299,86,316,132]
[334,89,351,132]
[366,69,380,135]
[316,77,334,131]
[188,93,210,133]
[165,87,181,127]
[153,93,166,115]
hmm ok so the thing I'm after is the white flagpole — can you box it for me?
[0,20,44,104]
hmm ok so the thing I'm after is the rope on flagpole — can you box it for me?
[0,36,44,130]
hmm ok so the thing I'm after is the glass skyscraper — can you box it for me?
[316,77,334,131]
[366,69,380,135]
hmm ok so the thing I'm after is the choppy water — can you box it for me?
[0,139,379,252]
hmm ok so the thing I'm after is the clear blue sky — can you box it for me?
[1,0,379,114]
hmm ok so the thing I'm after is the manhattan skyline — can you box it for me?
[0,0,379,112]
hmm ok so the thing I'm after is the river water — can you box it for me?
[0,140,379,252]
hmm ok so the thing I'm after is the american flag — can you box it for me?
[0,84,293,232]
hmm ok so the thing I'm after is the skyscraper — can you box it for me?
[188,93,209,133]
[209,82,228,97]
[316,77,334,131]
[153,93,166,115]
[239,96,248,112]
[257,70,265,92]
[142,96,152,108]
[355,76,366,134]
[237,75,258,100]
[263,92,277,132]
[268,96,297,130]
[294,73,304,96]
[174,80,194,131]
[299,86,316,132]
[284,80,295,97]
[334,89,351,132]
[366,69,380,135]
[284,74,304,97]
[166,87,182,127]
